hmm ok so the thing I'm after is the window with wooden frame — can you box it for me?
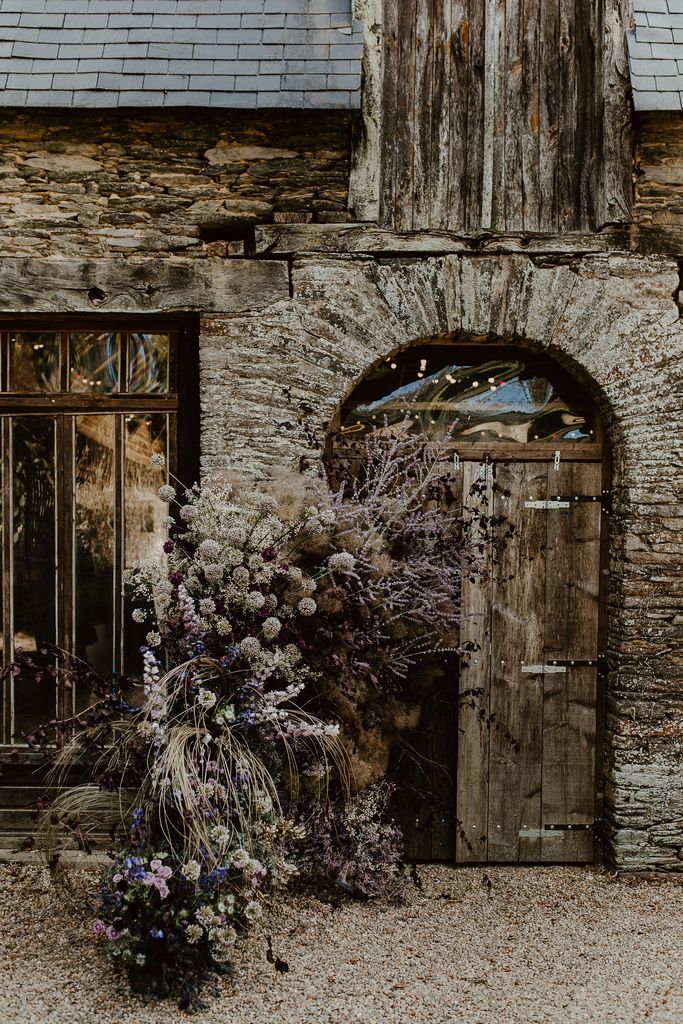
[0,319,198,747]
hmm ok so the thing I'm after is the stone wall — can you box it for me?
[635,113,683,227]
[199,249,683,873]
[0,107,352,258]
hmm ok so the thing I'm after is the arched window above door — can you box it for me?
[339,344,598,446]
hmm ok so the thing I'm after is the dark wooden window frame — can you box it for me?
[0,315,199,746]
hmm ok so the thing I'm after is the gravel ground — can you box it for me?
[1,863,682,1024]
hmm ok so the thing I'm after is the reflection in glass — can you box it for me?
[70,332,120,394]
[75,416,115,705]
[10,333,60,392]
[12,417,57,736]
[342,358,593,443]
[128,333,170,394]
[123,414,168,673]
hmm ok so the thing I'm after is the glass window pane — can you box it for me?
[69,332,120,394]
[128,333,170,394]
[342,356,594,443]
[12,416,57,737]
[123,413,169,673]
[75,415,115,702]
[10,333,60,392]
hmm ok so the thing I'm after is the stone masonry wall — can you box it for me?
[199,251,683,873]
[0,107,352,258]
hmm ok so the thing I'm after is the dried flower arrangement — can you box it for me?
[25,426,508,1007]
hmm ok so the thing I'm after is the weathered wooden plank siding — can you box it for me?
[379,0,632,233]
[634,114,683,227]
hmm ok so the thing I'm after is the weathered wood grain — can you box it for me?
[488,462,546,862]
[379,0,632,234]
[540,462,601,862]
[0,259,289,314]
[456,461,493,863]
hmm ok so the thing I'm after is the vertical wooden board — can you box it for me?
[600,0,633,227]
[379,0,399,227]
[521,0,542,231]
[412,0,433,230]
[490,0,507,230]
[431,0,452,230]
[538,0,560,231]
[393,3,417,231]
[456,461,493,863]
[487,462,546,862]
[502,0,524,231]
[557,0,578,230]
[574,0,601,228]
[463,0,486,232]
[541,462,601,863]
[446,0,470,230]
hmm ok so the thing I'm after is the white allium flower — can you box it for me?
[204,563,224,584]
[246,590,266,611]
[224,547,244,567]
[261,616,281,641]
[132,608,146,623]
[216,618,232,636]
[197,688,217,709]
[264,593,278,611]
[179,504,197,520]
[288,566,303,583]
[186,923,203,944]
[240,636,262,659]
[181,860,201,883]
[284,644,301,664]
[162,515,175,528]
[244,900,262,922]
[301,579,317,594]
[232,566,250,587]
[248,552,264,569]
[196,905,215,927]
[230,848,250,870]
[198,539,221,560]
[158,484,175,502]
[319,509,336,526]
[150,452,166,467]
[210,824,232,847]
[226,526,247,546]
[328,551,356,573]
[215,704,236,726]
[298,597,317,617]
[199,597,216,615]
[145,631,162,648]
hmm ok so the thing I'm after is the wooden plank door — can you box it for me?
[456,459,603,863]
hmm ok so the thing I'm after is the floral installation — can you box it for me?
[30,425,508,1006]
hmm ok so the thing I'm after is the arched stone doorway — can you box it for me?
[202,251,683,872]
[327,340,609,864]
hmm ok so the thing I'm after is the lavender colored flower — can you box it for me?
[93,919,106,936]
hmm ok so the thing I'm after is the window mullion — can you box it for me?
[113,414,124,678]
[56,415,76,724]
[2,418,13,745]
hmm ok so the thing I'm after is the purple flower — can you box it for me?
[163,539,175,553]
[170,571,183,585]
[142,872,156,886]
[105,926,119,941]
[93,919,106,936]
[111,873,123,885]
[261,546,278,561]
[149,927,165,940]
[156,865,172,880]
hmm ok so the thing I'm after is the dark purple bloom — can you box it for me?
[149,927,165,939]
[170,571,183,585]
[261,546,278,561]
[163,539,175,553]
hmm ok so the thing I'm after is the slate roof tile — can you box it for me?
[0,0,362,108]
[628,3,683,110]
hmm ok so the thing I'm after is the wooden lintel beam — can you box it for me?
[0,258,290,314]
[254,223,683,260]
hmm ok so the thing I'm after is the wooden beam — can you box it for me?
[255,223,683,257]
[0,258,290,314]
